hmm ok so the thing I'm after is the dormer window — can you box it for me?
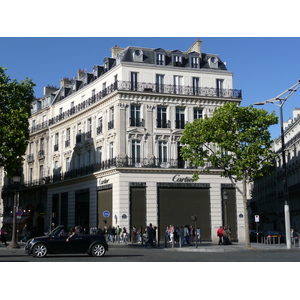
[133,49,143,62]
[172,50,183,67]
[104,62,108,72]
[189,52,200,68]
[209,56,219,68]
[191,56,199,68]
[156,53,165,65]
[154,48,166,66]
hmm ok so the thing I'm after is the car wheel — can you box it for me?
[91,243,106,257]
[32,243,48,258]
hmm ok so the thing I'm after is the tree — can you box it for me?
[180,102,278,248]
[0,66,35,177]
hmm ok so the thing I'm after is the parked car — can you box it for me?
[25,225,108,258]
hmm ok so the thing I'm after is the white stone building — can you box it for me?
[251,108,300,232]
[2,39,245,242]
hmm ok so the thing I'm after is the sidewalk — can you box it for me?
[1,240,299,253]
[111,240,300,252]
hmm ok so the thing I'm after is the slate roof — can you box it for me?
[118,46,227,70]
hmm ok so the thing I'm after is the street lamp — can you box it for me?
[222,189,228,227]
[7,174,21,249]
[254,80,300,250]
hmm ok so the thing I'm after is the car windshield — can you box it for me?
[48,226,66,236]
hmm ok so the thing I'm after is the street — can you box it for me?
[1,243,300,262]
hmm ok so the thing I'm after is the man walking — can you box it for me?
[145,223,155,248]
[217,226,223,245]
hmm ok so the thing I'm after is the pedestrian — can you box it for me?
[223,226,229,245]
[179,226,184,245]
[165,226,170,242]
[111,226,116,242]
[116,225,121,243]
[145,223,155,248]
[132,226,137,243]
[184,225,192,246]
[137,226,143,243]
[21,223,29,243]
[190,226,195,244]
[107,225,113,242]
[217,226,223,245]
[121,227,128,243]
[0,226,8,246]
[169,224,174,244]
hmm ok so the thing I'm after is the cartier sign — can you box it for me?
[172,174,194,183]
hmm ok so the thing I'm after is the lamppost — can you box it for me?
[222,189,228,227]
[254,80,300,250]
[7,174,21,249]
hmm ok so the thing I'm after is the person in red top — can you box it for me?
[217,226,223,245]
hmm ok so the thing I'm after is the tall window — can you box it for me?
[156,74,164,93]
[216,79,224,97]
[108,107,114,129]
[176,107,185,129]
[87,118,92,138]
[40,138,44,151]
[77,123,82,143]
[65,128,70,147]
[39,165,44,179]
[174,75,183,94]
[130,105,141,126]
[97,116,103,134]
[96,146,102,163]
[192,77,200,95]
[66,157,70,172]
[109,142,114,159]
[29,168,33,183]
[86,151,91,166]
[157,107,168,128]
[158,141,168,163]
[54,133,59,151]
[131,72,138,91]
[54,161,59,176]
[132,140,141,164]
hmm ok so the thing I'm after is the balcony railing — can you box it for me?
[31,80,242,134]
[3,157,216,191]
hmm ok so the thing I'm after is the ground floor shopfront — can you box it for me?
[47,169,246,243]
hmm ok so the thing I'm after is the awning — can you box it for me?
[2,216,31,224]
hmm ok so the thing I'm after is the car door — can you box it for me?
[48,235,74,254]
[69,234,91,253]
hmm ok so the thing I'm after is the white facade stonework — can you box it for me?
[2,40,245,242]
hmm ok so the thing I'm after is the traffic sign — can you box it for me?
[255,215,259,222]
[17,209,23,216]
[103,210,110,218]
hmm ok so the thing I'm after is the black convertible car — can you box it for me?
[25,225,108,258]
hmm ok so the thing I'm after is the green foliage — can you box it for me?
[0,66,35,177]
[180,102,278,184]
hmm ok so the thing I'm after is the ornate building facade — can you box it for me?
[2,39,246,242]
[251,108,300,232]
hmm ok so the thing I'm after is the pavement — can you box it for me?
[1,240,299,253]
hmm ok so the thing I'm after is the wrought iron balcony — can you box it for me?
[31,80,242,134]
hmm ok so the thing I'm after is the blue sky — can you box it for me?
[1,37,300,139]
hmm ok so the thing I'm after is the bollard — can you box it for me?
[179,236,182,248]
